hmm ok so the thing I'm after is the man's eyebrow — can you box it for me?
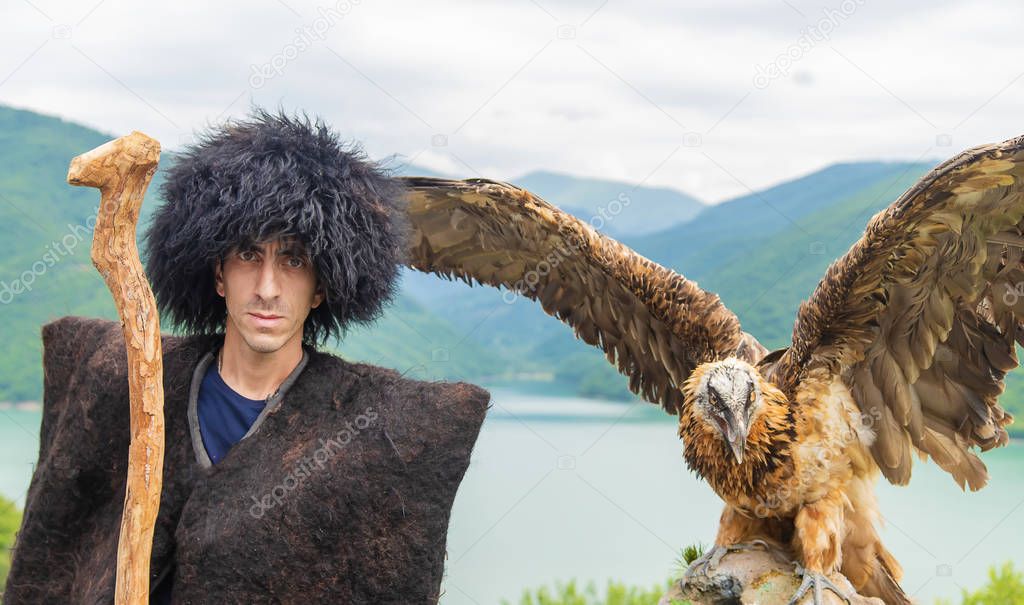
[276,244,310,257]
[228,242,309,257]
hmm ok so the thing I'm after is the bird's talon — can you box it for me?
[683,545,723,581]
[708,545,728,569]
[683,541,777,582]
[786,569,852,605]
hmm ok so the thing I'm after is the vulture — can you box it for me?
[398,133,1024,605]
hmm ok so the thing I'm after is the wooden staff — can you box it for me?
[67,131,164,605]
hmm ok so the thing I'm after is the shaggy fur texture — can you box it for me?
[5,316,489,603]
[143,108,409,347]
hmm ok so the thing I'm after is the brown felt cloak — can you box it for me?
[5,316,490,604]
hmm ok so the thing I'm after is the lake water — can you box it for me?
[0,389,1020,604]
[442,388,1024,604]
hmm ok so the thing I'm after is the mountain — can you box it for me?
[629,160,937,345]
[387,166,705,238]
[630,161,934,286]
[514,170,704,237]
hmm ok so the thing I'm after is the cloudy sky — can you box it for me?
[3,0,1023,202]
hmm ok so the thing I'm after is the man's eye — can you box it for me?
[239,250,257,261]
[286,256,306,268]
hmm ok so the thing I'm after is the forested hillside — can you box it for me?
[1,104,1020,437]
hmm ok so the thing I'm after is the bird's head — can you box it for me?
[686,357,765,464]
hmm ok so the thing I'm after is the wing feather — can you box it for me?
[769,135,1024,489]
[400,176,759,413]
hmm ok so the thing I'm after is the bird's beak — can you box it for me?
[726,418,748,464]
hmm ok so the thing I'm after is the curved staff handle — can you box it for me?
[67,131,163,605]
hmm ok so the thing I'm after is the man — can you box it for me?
[6,109,490,603]
[149,232,325,601]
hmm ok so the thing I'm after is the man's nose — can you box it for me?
[255,260,282,300]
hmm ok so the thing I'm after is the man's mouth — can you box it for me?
[248,312,283,326]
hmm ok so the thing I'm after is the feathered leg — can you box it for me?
[789,491,851,605]
[717,504,765,544]
[840,473,910,604]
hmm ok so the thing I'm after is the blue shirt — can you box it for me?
[196,362,268,465]
[150,360,266,603]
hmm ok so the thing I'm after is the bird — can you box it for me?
[397,133,1024,605]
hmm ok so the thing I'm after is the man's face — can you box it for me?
[214,237,324,353]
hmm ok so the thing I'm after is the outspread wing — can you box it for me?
[399,176,765,413]
[769,135,1024,490]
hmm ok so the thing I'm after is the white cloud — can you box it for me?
[2,0,1022,203]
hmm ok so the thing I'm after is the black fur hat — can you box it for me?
[143,107,408,347]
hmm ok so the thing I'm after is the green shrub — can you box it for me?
[501,578,683,605]
[0,495,23,591]
[937,561,1024,605]
[504,556,1024,605]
